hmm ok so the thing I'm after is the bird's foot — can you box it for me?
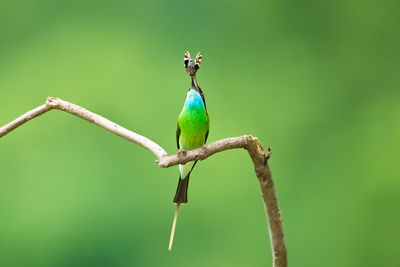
[202,145,208,153]
[177,148,187,156]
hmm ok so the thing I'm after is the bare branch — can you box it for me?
[161,136,287,267]
[0,97,168,159]
[0,104,51,138]
[158,136,252,167]
[0,97,287,267]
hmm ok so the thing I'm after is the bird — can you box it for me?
[168,51,210,251]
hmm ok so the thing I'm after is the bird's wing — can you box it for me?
[204,129,209,144]
[176,122,181,149]
[197,86,207,112]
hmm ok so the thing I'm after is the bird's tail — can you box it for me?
[168,203,180,251]
[173,174,190,204]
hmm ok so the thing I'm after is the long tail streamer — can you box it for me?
[168,204,180,251]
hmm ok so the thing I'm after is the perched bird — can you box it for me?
[169,51,210,251]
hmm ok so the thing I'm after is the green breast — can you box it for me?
[178,90,209,150]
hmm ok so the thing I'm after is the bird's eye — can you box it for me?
[194,64,200,70]
[184,60,189,68]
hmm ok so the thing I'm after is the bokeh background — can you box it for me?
[1,0,399,266]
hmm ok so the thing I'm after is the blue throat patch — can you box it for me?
[184,89,205,109]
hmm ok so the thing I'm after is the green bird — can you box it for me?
[169,51,210,250]
[174,51,209,203]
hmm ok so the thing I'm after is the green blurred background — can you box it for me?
[1,0,399,266]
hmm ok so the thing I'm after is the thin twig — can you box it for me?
[0,97,168,159]
[0,104,51,138]
[0,97,287,267]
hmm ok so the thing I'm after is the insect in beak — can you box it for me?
[184,51,202,76]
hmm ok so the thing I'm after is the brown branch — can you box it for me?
[0,97,287,267]
[0,97,168,159]
[0,104,51,138]
[159,136,287,266]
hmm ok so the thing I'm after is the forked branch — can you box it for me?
[0,97,287,267]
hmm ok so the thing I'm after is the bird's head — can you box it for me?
[184,51,201,76]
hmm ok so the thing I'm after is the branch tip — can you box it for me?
[46,97,61,108]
